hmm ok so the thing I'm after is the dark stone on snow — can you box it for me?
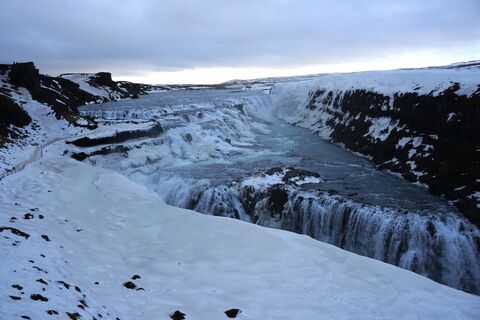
[66,312,81,320]
[0,226,30,239]
[131,274,141,280]
[225,309,242,318]
[41,235,50,241]
[23,213,34,219]
[56,280,70,289]
[122,281,136,289]
[170,310,186,320]
[30,293,48,301]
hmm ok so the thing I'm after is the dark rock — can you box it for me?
[47,310,59,315]
[66,312,81,320]
[9,62,40,89]
[30,293,48,301]
[71,145,130,161]
[122,281,136,289]
[170,310,186,320]
[23,213,34,219]
[183,133,193,143]
[0,94,32,142]
[41,235,50,241]
[266,184,289,218]
[90,72,115,87]
[225,309,242,318]
[68,123,162,148]
[131,274,141,280]
[0,226,30,239]
[56,280,70,289]
[9,295,21,300]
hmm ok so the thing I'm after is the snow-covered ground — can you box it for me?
[0,87,85,173]
[60,73,122,101]
[1,155,479,320]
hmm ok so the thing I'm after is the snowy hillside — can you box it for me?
[271,62,480,226]
[60,72,163,101]
[1,156,479,320]
[0,62,163,174]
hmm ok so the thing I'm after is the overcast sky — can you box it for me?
[1,0,479,83]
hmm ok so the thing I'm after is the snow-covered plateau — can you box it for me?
[1,61,480,319]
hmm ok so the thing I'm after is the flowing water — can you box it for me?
[80,89,480,294]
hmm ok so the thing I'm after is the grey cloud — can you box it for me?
[0,0,479,75]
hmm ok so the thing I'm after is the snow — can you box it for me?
[273,67,480,99]
[60,73,109,98]
[1,156,479,320]
[447,112,457,121]
[412,137,423,148]
[0,87,85,174]
[397,137,411,149]
[60,73,126,100]
[240,171,285,188]
[271,66,480,140]
[365,117,397,142]
[293,176,322,185]
[471,192,480,202]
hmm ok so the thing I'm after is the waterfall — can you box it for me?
[133,172,480,294]
[282,193,480,294]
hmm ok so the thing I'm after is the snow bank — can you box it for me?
[60,73,114,99]
[1,157,478,319]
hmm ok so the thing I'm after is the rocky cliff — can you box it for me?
[0,62,163,146]
[272,62,480,226]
